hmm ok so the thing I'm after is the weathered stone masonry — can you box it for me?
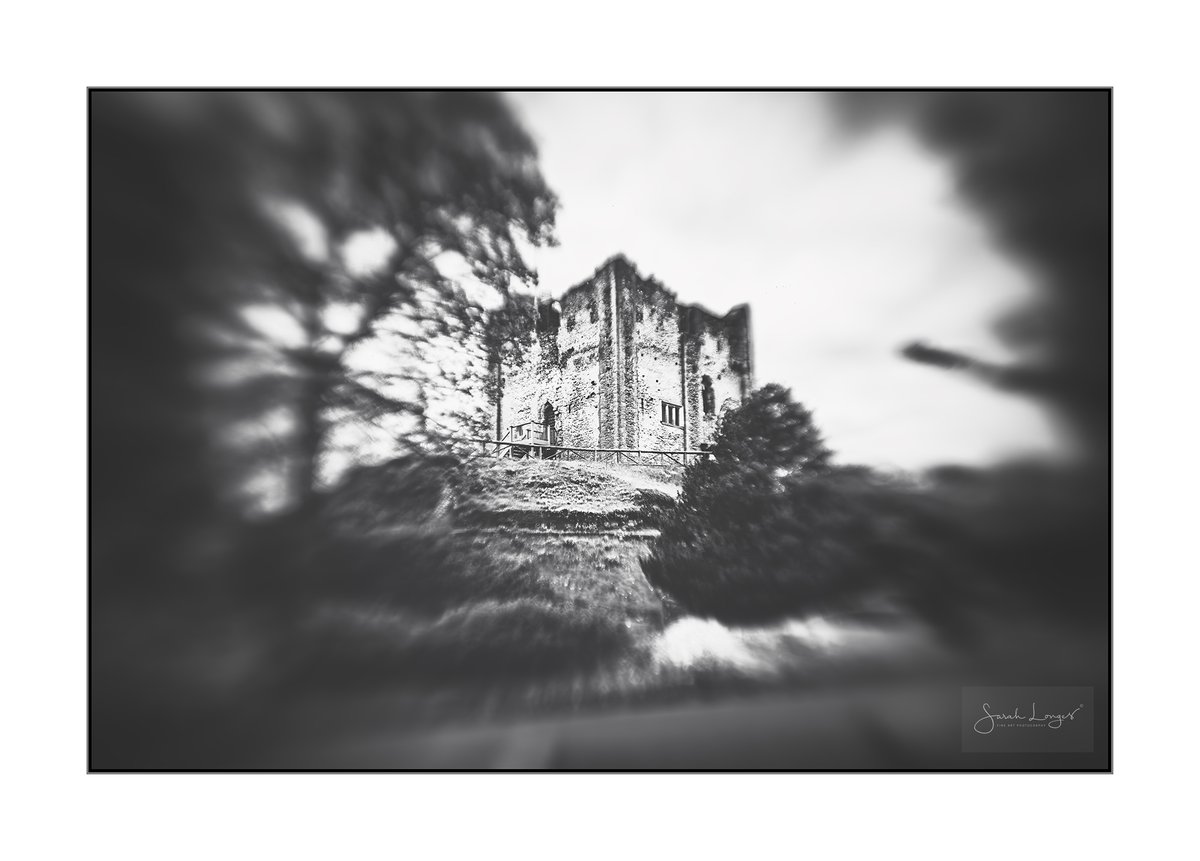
[495,255,753,451]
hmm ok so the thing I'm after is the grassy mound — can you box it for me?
[452,459,680,529]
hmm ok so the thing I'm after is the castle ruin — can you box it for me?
[493,254,753,452]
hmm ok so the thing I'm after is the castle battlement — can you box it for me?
[494,255,753,451]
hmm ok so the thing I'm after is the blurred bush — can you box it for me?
[229,452,639,700]
[298,599,633,688]
[642,385,1108,641]
[644,461,956,625]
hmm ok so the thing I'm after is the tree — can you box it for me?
[328,282,537,472]
[709,383,833,474]
[641,385,839,621]
[91,92,559,764]
[642,383,1063,635]
[93,91,559,529]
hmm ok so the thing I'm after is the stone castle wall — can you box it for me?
[496,255,752,452]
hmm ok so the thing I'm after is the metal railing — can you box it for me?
[508,421,554,445]
[470,438,712,467]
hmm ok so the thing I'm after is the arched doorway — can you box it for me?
[542,402,557,446]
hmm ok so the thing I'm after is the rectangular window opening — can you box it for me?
[661,401,682,427]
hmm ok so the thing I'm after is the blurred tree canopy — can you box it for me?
[91,93,560,764]
[92,91,559,583]
[828,91,1110,462]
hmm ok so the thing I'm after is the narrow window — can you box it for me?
[661,401,682,427]
[702,375,715,416]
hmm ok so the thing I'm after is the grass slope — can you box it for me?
[452,459,680,530]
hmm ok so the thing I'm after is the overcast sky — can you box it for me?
[505,91,1066,472]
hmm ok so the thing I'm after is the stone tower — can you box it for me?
[494,254,753,451]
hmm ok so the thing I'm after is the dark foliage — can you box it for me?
[819,92,1111,638]
[708,383,833,474]
[644,460,963,625]
[643,385,846,623]
[299,599,632,689]
[91,92,559,765]
[92,91,559,588]
[643,385,1108,637]
[229,452,637,699]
